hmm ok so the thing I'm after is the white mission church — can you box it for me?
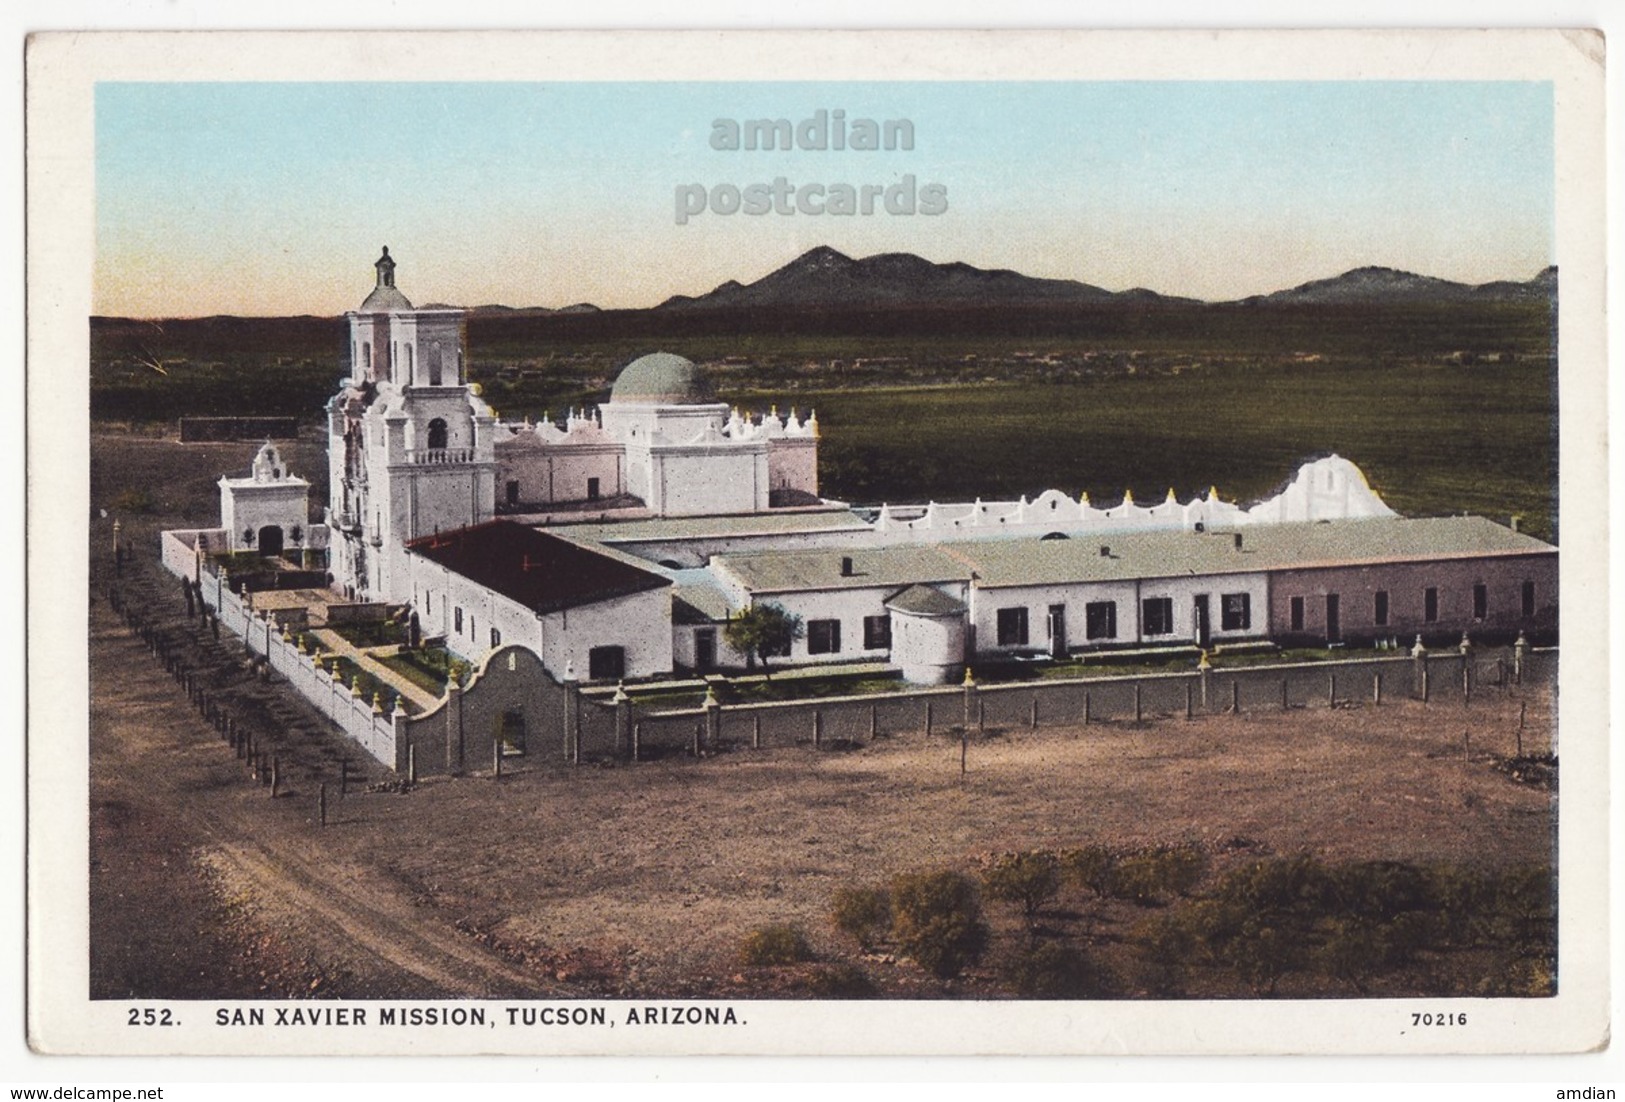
[198,251,1559,688]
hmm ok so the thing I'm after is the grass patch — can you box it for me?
[373,647,459,697]
[627,671,906,711]
[328,618,404,649]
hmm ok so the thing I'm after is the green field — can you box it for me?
[89,301,1557,543]
[763,361,1555,543]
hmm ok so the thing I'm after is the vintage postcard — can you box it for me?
[24,28,1608,1059]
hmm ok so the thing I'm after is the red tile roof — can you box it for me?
[407,520,670,614]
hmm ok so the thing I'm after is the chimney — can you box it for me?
[1099,545,1110,557]
[840,556,854,577]
[1510,515,1521,533]
[1234,532,1243,551]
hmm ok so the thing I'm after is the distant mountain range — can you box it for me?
[1237,264,1557,307]
[654,245,1202,311]
[445,247,1551,316]
[425,301,602,316]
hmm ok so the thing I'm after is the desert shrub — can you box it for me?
[1484,866,1556,951]
[831,885,891,949]
[1111,852,1178,907]
[1005,941,1113,998]
[1213,854,1335,917]
[1185,859,1334,995]
[890,870,990,979]
[1224,921,1303,996]
[1132,913,1198,996]
[738,923,816,967]
[981,851,1061,919]
[1060,845,1118,899]
[1157,845,1209,898]
[1313,917,1389,994]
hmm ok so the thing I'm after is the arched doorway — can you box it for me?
[257,525,284,557]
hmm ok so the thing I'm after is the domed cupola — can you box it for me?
[609,353,715,405]
[358,246,414,314]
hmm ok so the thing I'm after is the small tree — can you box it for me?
[981,851,1061,922]
[723,603,804,677]
[1006,942,1113,998]
[1060,845,1119,899]
[832,885,892,950]
[890,870,989,979]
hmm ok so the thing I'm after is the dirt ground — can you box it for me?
[86,430,1558,1001]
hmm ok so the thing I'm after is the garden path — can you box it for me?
[308,627,443,713]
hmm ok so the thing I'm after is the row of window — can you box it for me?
[994,594,1252,647]
[504,477,603,506]
[1286,581,1536,632]
[354,340,464,386]
[802,615,893,656]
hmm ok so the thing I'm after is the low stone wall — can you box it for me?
[163,551,407,771]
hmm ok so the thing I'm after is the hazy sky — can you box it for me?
[94,81,1554,317]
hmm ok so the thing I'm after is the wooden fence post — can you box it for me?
[1373,672,1382,705]
[752,713,761,750]
[1281,678,1289,711]
[407,744,417,787]
[1185,682,1193,721]
[493,736,503,778]
[1328,673,1337,708]
[1133,684,1142,723]
[270,755,280,798]
[813,709,823,750]
[632,722,642,763]
[1230,679,1240,715]
[872,703,880,739]
[925,700,933,737]
[1083,691,1090,726]
[319,783,327,827]
[1030,697,1039,729]
[339,758,349,796]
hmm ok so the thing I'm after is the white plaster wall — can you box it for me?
[496,445,624,506]
[746,586,897,665]
[219,483,309,551]
[890,610,966,684]
[1133,573,1270,645]
[972,579,1142,654]
[768,438,819,496]
[971,572,1269,652]
[672,624,748,671]
[650,448,766,516]
[540,588,673,680]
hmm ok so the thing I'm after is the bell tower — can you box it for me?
[327,248,496,603]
